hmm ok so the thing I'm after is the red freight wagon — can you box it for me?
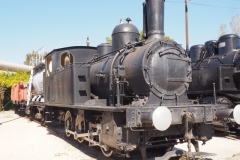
[11,82,28,114]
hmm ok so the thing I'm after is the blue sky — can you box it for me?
[0,0,239,64]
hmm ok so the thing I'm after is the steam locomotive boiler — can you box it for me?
[188,34,240,133]
[25,62,45,120]
[28,1,240,159]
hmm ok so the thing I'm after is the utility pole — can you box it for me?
[185,0,189,55]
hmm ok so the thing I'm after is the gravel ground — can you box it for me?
[175,137,240,160]
[0,111,99,160]
[1,111,240,160]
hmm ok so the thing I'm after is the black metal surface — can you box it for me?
[45,46,97,75]
[44,47,96,105]
[189,41,240,93]
[97,43,112,57]
[205,40,218,57]
[145,0,165,40]
[218,34,240,55]
[112,22,139,51]
[188,34,240,135]
[189,44,205,63]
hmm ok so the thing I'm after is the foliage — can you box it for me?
[164,35,174,41]
[24,50,47,67]
[106,37,112,44]
[0,85,5,99]
[140,30,145,41]
[219,13,240,36]
[0,71,29,89]
[0,71,29,111]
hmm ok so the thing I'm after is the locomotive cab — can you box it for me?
[44,46,97,105]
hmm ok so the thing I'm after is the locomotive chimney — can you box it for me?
[144,0,165,40]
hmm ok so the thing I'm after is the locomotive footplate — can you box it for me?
[125,104,240,159]
[126,104,233,129]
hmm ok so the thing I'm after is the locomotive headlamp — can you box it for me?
[152,107,172,131]
[233,104,240,124]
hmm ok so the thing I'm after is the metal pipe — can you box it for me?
[109,48,125,106]
[185,0,189,55]
[116,78,120,107]
[0,61,32,72]
[213,83,217,104]
[142,2,147,39]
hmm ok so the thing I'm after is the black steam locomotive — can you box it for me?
[188,34,240,133]
[25,0,240,159]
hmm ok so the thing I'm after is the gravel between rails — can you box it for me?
[1,111,240,160]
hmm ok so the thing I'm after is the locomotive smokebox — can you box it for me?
[144,0,165,40]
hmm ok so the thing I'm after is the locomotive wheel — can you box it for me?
[65,111,73,137]
[101,145,114,157]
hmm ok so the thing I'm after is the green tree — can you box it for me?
[0,71,29,109]
[164,35,174,41]
[0,71,29,88]
[106,37,112,44]
[140,30,145,41]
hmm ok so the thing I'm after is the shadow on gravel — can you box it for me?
[0,117,21,125]
[45,122,111,160]
[41,121,214,160]
[43,122,171,160]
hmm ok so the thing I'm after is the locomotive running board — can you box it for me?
[147,150,216,160]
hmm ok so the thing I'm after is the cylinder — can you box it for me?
[0,61,32,72]
[145,0,165,39]
[216,109,233,119]
[142,2,147,39]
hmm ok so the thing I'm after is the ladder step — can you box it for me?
[44,121,52,123]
